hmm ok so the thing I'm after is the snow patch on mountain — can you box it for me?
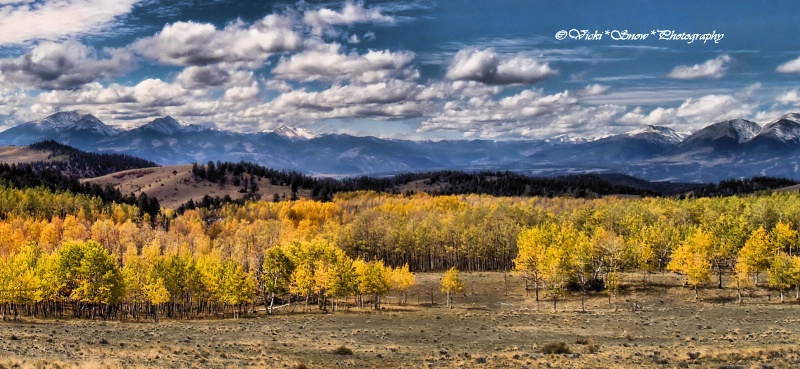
[266,125,319,140]
[31,110,118,136]
[755,113,800,143]
[544,134,590,144]
[622,125,684,146]
[682,119,761,145]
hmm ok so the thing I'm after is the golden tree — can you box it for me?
[440,267,463,309]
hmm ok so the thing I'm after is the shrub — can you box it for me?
[333,346,353,355]
[541,342,571,355]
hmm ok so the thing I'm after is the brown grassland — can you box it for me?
[1,272,799,369]
[83,165,310,208]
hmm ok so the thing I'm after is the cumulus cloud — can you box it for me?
[131,15,301,66]
[777,56,800,74]
[223,82,260,102]
[0,0,142,45]
[418,89,619,138]
[620,93,756,130]
[175,64,256,90]
[667,54,732,80]
[36,79,191,108]
[245,79,428,121]
[0,41,132,90]
[304,2,394,35]
[777,89,800,105]
[272,42,415,83]
[445,48,555,85]
[580,84,610,96]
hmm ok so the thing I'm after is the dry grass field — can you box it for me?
[83,165,309,209]
[0,147,54,165]
[1,272,799,369]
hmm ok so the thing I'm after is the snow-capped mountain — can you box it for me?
[132,116,205,135]
[3,110,800,182]
[679,118,761,150]
[544,134,591,144]
[30,110,118,136]
[621,125,685,146]
[266,125,319,140]
[751,113,800,145]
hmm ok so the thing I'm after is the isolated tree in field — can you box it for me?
[768,252,796,302]
[441,267,463,308]
[737,226,776,285]
[667,229,712,299]
[390,263,415,305]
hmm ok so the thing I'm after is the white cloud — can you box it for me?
[244,79,429,121]
[667,54,732,80]
[272,42,415,83]
[303,2,394,35]
[445,48,555,85]
[580,84,610,96]
[224,82,260,102]
[776,90,800,106]
[0,41,132,90]
[0,0,142,45]
[777,56,800,74]
[36,79,191,108]
[132,15,301,66]
[419,89,617,138]
[620,93,756,129]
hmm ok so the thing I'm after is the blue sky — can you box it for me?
[0,0,799,140]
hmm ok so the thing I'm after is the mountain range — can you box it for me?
[3,110,800,182]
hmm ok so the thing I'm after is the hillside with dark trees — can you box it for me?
[28,140,158,178]
[0,162,160,219]
[181,161,800,213]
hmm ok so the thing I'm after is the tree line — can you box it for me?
[28,140,158,178]
[2,184,800,319]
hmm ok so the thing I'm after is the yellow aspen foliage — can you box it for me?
[357,260,392,310]
[440,266,463,308]
[768,252,795,302]
[667,228,712,299]
[143,277,171,305]
[771,221,798,255]
[62,215,89,242]
[737,226,777,285]
[390,264,415,305]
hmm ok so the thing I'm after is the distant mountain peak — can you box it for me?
[780,112,800,122]
[682,118,761,145]
[620,125,684,146]
[267,125,319,140]
[135,116,190,135]
[544,134,590,144]
[756,113,800,143]
[31,110,117,136]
